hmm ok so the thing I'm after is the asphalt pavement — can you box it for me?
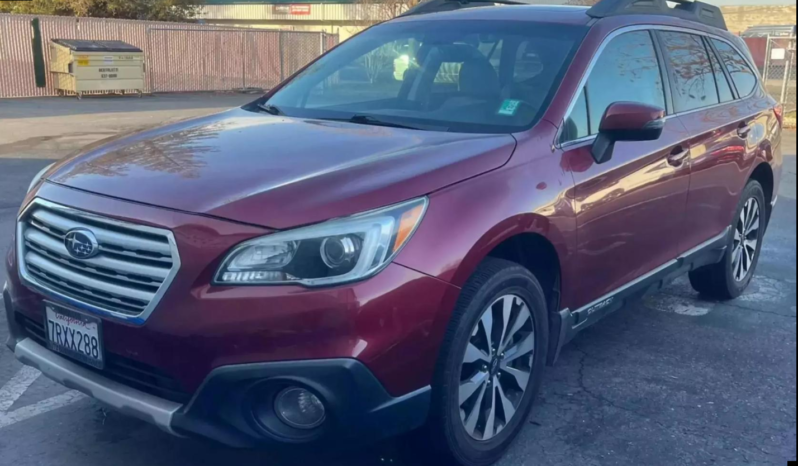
[0,96,795,466]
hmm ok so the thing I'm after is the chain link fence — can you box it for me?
[763,35,797,113]
[0,13,338,98]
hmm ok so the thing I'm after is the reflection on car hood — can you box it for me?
[48,108,517,229]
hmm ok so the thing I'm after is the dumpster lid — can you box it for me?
[51,39,143,53]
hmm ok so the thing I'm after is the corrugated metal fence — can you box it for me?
[0,14,338,98]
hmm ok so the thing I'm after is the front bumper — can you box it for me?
[12,337,182,434]
[6,288,430,446]
[4,183,459,446]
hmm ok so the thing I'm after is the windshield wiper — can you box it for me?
[256,103,283,116]
[347,115,441,131]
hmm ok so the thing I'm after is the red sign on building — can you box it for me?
[289,4,312,15]
[273,4,312,15]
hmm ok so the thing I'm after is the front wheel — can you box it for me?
[425,258,549,466]
[690,180,767,300]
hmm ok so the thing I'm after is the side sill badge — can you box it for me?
[586,297,615,316]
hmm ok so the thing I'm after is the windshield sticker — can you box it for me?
[498,100,521,116]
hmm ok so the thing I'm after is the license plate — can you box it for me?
[45,303,104,369]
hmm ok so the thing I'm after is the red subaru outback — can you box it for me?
[4,0,784,464]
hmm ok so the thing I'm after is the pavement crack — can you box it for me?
[572,344,669,430]
[722,301,797,319]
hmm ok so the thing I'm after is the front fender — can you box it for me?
[394,148,577,298]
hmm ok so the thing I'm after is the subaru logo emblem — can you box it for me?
[64,229,99,260]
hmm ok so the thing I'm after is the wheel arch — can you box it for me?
[485,233,562,316]
[445,216,570,366]
[749,161,775,225]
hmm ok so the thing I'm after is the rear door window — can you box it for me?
[706,38,735,103]
[712,39,759,98]
[659,31,719,113]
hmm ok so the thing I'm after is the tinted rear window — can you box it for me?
[707,39,735,103]
[713,39,759,98]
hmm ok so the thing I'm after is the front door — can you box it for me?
[558,30,693,309]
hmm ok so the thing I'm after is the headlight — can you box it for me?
[215,198,428,287]
[28,163,54,193]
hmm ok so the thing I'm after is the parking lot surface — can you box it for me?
[0,96,795,466]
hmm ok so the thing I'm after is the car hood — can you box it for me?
[48,108,517,229]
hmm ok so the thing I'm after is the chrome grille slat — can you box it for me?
[98,243,172,263]
[18,199,181,322]
[27,265,146,314]
[26,252,156,302]
[30,218,65,238]
[24,229,170,282]
[31,210,173,257]
[30,218,173,265]
[25,241,161,290]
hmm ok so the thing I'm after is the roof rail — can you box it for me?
[400,0,545,18]
[587,0,727,31]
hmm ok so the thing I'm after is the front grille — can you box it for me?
[18,199,179,321]
[16,313,191,404]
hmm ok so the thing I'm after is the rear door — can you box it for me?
[559,30,693,308]
[658,31,765,252]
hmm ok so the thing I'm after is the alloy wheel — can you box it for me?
[733,197,761,282]
[458,294,535,441]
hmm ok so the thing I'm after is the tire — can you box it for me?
[425,258,549,466]
[689,180,767,300]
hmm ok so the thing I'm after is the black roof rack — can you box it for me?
[587,0,727,31]
[400,0,549,18]
[400,0,727,31]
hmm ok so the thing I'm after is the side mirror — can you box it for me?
[592,102,666,164]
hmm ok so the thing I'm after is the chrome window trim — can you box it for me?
[16,198,182,325]
[556,24,761,148]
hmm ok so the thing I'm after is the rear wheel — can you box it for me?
[689,180,766,300]
[426,258,548,466]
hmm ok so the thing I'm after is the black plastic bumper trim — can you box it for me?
[173,359,431,448]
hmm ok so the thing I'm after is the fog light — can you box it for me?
[274,387,326,429]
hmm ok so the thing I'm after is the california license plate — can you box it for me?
[45,303,104,369]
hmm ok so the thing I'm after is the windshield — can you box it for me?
[261,20,587,134]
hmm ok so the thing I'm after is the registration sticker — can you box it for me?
[498,99,522,116]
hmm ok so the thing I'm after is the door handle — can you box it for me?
[667,146,690,167]
[738,121,754,139]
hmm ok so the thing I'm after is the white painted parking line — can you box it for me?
[0,366,87,429]
[0,366,41,412]
[0,390,86,429]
